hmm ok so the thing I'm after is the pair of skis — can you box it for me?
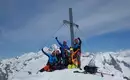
[73,70,114,77]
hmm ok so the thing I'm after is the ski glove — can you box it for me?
[55,37,58,40]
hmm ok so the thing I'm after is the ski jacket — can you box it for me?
[41,49,57,64]
[71,49,80,66]
[73,38,82,53]
[55,39,69,57]
[56,53,62,64]
[64,51,71,66]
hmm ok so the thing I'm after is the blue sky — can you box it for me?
[0,0,130,58]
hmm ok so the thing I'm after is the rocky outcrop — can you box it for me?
[0,68,8,80]
[109,54,123,73]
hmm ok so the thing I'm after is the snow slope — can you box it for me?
[0,44,130,80]
[12,69,125,80]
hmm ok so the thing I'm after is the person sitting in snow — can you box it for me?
[39,48,57,72]
[73,37,82,69]
[54,50,65,70]
[55,50,62,65]
[63,49,72,67]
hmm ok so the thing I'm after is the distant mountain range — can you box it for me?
[0,44,130,80]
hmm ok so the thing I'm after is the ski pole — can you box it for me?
[97,72,114,76]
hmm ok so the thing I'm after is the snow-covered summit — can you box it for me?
[0,44,130,80]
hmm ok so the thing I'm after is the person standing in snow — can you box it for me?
[68,47,80,69]
[73,37,82,52]
[55,37,70,65]
[39,49,57,72]
[73,37,82,69]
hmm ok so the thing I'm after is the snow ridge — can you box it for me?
[0,45,130,80]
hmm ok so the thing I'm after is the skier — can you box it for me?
[64,49,71,67]
[54,50,65,70]
[39,48,57,72]
[55,37,69,53]
[73,37,82,69]
[55,37,70,65]
[55,50,62,65]
[73,37,82,52]
[68,47,80,69]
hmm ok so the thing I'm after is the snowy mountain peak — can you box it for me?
[43,44,59,53]
[0,47,130,80]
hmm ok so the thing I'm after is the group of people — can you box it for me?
[39,37,82,72]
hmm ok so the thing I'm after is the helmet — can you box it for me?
[70,47,73,51]
[74,38,78,40]
[63,41,67,43]
[63,41,67,45]
[56,50,60,53]
[52,51,56,55]
[74,38,78,43]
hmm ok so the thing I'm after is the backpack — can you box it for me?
[84,65,98,74]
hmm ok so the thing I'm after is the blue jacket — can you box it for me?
[41,49,57,64]
[56,39,69,57]
[73,38,82,52]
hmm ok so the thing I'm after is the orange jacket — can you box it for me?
[71,49,80,65]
